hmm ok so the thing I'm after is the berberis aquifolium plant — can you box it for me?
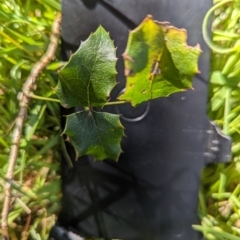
[55,15,201,162]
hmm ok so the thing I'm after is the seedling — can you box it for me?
[55,15,201,161]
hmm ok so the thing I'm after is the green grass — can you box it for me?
[197,0,240,239]
[1,0,240,239]
[0,1,61,239]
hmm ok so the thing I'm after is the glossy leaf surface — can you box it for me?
[56,26,117,108]
[64,110,124,161]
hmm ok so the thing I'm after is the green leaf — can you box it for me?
[64,110,124,161]
[56,26,117,108]
[119,15,201,106]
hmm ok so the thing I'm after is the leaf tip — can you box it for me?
[118,121,125,130]
[115,149,124,162]
[195,43,202,52]
[145,14,153,21]
[122,53,134,62]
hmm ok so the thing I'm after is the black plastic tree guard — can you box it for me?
[49,1,231,240]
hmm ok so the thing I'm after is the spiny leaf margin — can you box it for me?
[119,15,202,106]
[64,110,124,161]
[56,26,117,108]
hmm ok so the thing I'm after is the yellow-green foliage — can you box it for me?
[0,1,61,239]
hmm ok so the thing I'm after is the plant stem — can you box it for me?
[0,172,37,199]
[105,100,128,106]
[60,137,73,168]
[31,94,60,103]
[30,96,128,106]
[1,14,61,240]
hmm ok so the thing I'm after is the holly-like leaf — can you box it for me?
[64,110,124,161]
[56,26,117,108]
[119,15,202,106]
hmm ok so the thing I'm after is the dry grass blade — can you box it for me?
[1,14,62,240]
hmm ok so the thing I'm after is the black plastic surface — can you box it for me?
[204,121,232,164]
[53,1,215,240]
